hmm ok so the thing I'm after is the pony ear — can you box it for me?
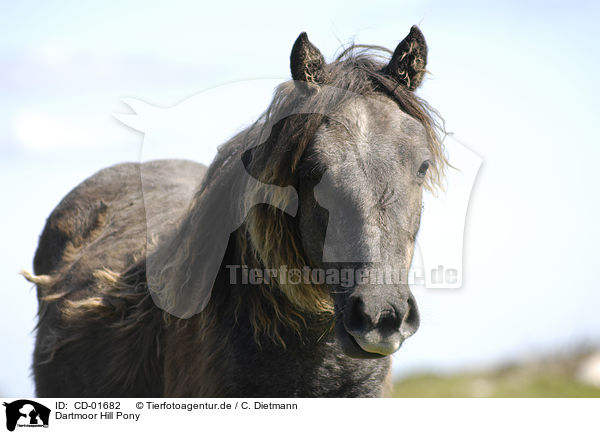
[383,26,428,91]
[290,32,326,84]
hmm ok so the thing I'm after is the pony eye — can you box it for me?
[417,161,430,178]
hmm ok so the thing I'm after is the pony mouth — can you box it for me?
[334,321,394,359]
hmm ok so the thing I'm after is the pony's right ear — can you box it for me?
[290,32,326,84]
[383,26,428,91]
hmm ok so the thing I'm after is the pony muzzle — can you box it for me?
[339,288,420,357]
[349,330,403,356]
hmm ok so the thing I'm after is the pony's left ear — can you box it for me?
[383,25,428,91]
[290,32,326,84]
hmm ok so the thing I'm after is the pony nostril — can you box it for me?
[400,296,420,338]
[345,296,370,333]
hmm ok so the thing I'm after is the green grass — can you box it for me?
[392,371,600,397]
[393,348,600,397]
[393,373,600,398]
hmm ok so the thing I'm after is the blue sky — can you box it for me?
[1,0,600,396]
